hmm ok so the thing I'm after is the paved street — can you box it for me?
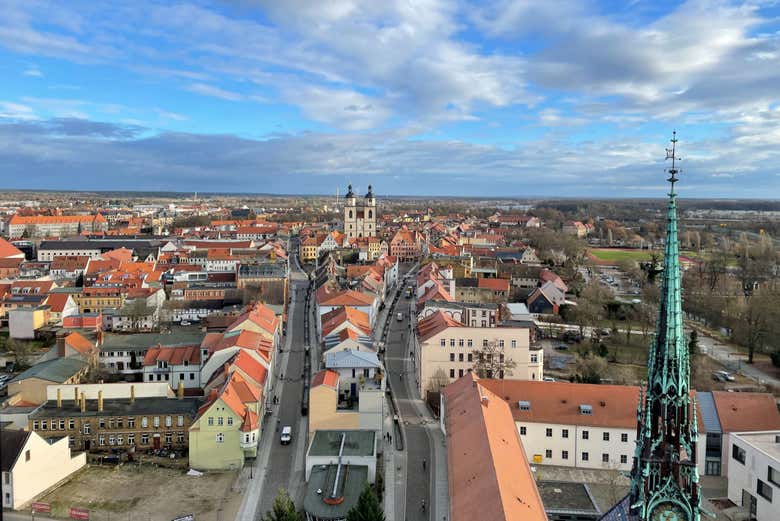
[384,271,433,521]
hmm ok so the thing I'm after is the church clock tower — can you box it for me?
[628,132,701,521]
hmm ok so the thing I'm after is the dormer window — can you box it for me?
[579,404,593,415]
[518,401,531,411]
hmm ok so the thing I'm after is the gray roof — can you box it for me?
[537,481,600,516]
[325,349,380,370]
[308,430,376,457]
[11,357,88,385]
[1,430,30,471]
[696,391,722,434]
[100,329,205,353]
[30,397,201,419]
[303,464,369,520]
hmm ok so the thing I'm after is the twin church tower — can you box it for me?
[343,184,377,240]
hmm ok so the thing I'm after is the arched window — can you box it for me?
[348,210,353,219]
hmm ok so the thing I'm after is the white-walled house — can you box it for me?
[142,344,202,390]
[727,431,780,521]
[1,430,86,510]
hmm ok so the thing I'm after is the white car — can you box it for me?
[181,320,191,326]
[280,426,292,445]
[397,312,404,321]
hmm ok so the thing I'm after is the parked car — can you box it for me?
[280,426,292,445]
[713,370,736,382]
[543,377,556,382]
[397,312,404,321]
[181,320,191,326]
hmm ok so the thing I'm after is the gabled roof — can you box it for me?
[65,332,95,354]
[539,269,568,293]
[11,357,88,385]
[45,293,74,313]
[1,430,31,471]
[311,369,339,389]
[232,349,268,386]
[226,302,279,336]
[325,349,381,369]
[0,238,25,259]
[711,390,780,433]
[321,306,371,337]
[443,374,547,521]
[416,310,463,342]
[143,345,201,366]
[316,287,376,307]
[212,329,273,362]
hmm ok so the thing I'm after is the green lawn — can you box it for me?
[588,249,653,262]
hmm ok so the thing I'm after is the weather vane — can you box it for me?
[665,130,682,189]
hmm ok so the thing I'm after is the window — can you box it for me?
[482,339,488,347]
[165,416,172,427]
[440,339,446,347]
[757,479,773,502]
[69,435,75,447]
[511,340,517,348]
[545,449,552,458]
[128,418,135,428]
[770,466,780,487]
[467,353,473,362]
[153,417,160,428]
[520,426,527,435]
[190,373,195,380]
[458,369,464,377]
[562,450,569,460]
[165,433,172,444]
[458,339,464,347]
[602,453,609,463]
[141,434,149,445]
[216,433,224,443]
[449,353,455,362]
[109,435,115,445]
[208,417,214,426]
[499,339,504,348]
[59,419,65,430]
[218,417,224,426]
[546,428,553,437]
[99,435,106,446]
[141,417,148,428]
[620,455,628,464]
[562,429,569,439]
[177,416,184,427]
[99,418,106,429]
[149,375,154,381]
[117,418,123,429]
[458,353,464,362]
[177,432,185,443]
[128,434,135,446]
[732,444,746,464]
[621,433,629,443]
[83,423,90,434]
[467,339,473,347]
[25,450,30,462]
[227,417,234,426]
[117,435,123,446]
[530,354,538,363]
[582,452,589,462]
[33,420,39,430]
[603,432,610,441]
[108,418,114,429]
[582,430,589,440]
[450,339,455,347]
[41,420,48,430]
[449,369,455,378]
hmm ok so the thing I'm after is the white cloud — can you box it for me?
[23,66,42,77]
[185,83,244,101]
[0,101,37,120]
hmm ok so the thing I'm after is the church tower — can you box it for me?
[628,132,701,521]
[343,184,377,240]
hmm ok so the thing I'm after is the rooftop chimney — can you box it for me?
[74,386,79,405]
[98,390,104,412]
[57,333,67,358]
[80,392,86,413]
[57,388,62,408]
[177,381,184,400]
[130,384,135,404]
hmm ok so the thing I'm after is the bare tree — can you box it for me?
[471,340,517,379]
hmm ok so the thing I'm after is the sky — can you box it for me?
[1,0,780,198]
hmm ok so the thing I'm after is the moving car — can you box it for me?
[280,426,292,445]
[397,312,404,321]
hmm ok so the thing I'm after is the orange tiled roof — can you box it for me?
[143,345,201,366]
[712,390,780,433]
[65,332,95,354]
[321,306,371,337]
[416,310,463,342]
[477,278,510,292]
[226,302,280,337]
[311,369,339,389]
[443,374,547,521]
[44,293,73,313]
[317,288,376,307]
[9,214,106,225]
[0,238,24,258]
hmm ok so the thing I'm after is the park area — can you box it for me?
[37,464,243,521]
[588,248,654,263]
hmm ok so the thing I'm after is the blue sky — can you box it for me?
[1,0,780,197]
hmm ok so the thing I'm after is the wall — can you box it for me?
[7,377,53,405]
[727,432,780,521]
[515,421,635,471]
[46,382,172,400]
[308,386,359,438]
[188,398,245,470]
[7,432,86,509]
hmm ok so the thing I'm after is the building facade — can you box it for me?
[343,184,377,240]
[727,431,780,521]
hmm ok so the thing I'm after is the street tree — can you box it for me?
[347,483,385,521]
[471,340,517,379]
[261,489,301,521]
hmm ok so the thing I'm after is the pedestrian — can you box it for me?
[389,432,392,443]
[422,458,426,470]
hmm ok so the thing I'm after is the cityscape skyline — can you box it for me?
[1,1,780,197]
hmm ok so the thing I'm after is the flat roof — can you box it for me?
[308,430,376,457]
[733,431,780,461]
[30,397,201,419]
[303,464,368,520]
[537,481,601,515]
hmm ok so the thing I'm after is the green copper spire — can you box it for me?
[629,132,701,521]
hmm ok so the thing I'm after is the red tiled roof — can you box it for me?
[416,310,463,342]
[65,332,95,354]
[143,345,201,366]
[321,306,371,337]
[317,288,376,307]
[0,238,24,259]
[311,369,339,389]
[712,391,780,433]
[232,350,268,386]
[226,302,280,336]
[44,293,73,313]
[443,374,547,521]
[477,278,510,292]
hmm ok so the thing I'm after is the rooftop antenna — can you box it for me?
[665,130,682,194]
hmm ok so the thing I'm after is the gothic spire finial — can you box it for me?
[665,130,682,194]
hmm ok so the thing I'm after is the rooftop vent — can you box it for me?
[600,401,606,407]
[518,400,531,411]
[579,404,593,415]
